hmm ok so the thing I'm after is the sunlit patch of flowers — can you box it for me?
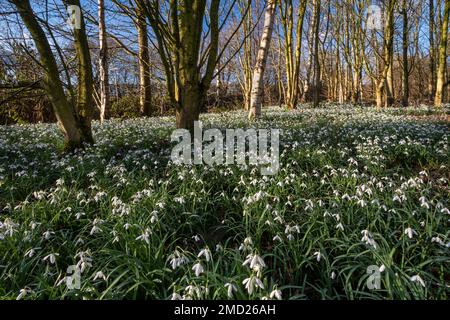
[0,105,448,300]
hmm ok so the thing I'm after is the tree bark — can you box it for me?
[402,0,409,107]
[429,0,436,101]
[248,0,277,120]
[136,3,152,116]
[376,82,384,109]
[385,57,394,107]
[312,0,322,108]
[98,0,110,123]
[281,0,307,110]
[68,0,95,144]
[435,0,449,106]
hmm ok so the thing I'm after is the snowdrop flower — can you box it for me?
[243,253,266,271]
[42,230,54,240]
[123,223,132,230]
[361,229,377,248]
[16,288,32,300]
[75,212,85,220]
[274,215,284,224]
[169,250,190,270]
[150,211,159,224]
[184,285,198,298]
[171,293,182,300]
[239,237,253,251]
[330,271,336,280]
[93,271,107,281]
[379,265,386,272]
[273,235,282,242]
[224,283,237,298]
[24,247,40,258]
[174,196,185,204]
[336,223,344,231]
[242,275,264,295]
[431,237,445,246]
[90,225,102,235]
[410,275,426,287]
[192,234,201,242]
[404,227,417,239]
[29,221,40,230]
[75,251,93,273]
[332,213,341,222]
[135,228,151,244]
[357,199,367,208]
[420,202,430,210]
[192,262,204,277]
[43,253,59,264]
[269,288,282,300]
[313,251,322,262]
[342,194,351,201]
[198,248,212,262]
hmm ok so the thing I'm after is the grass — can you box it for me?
[0,104,449,300]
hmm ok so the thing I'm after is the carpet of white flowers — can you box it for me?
[0,105,449,300]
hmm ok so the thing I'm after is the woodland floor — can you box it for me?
[0,104,449,300]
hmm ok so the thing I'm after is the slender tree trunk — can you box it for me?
[435,0,449,106]
[386,57,394,107]
[69,0,95,144]
[376,0,395,109]
[241,1,254,111]
[281,0,307,110]
[312,0,322,108]
[402,0,409,107]
[136,4,152,116]
[98,0,110,123]
[429,0,436,101]
[249,0,277,120]
[376,82,384,109]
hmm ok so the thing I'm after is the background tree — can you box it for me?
[98,0,110,123]
[249,0,277,120]
[8,0,95,150]
[279,0,307,110]
[136,2,152,116]
[435,0,449,106]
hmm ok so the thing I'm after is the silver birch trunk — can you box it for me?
[248,0,277,120]
[98,0,109,123]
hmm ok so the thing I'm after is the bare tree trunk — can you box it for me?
[376,82,384,109]
[239,1,254,111]
[249,0,277,120]
[377,0,395,109]
[386,57,394,107]
[402,0,409,107]
[435,0,449,106]
[69,0,95,144]
[136,3,152,116]
[429,0,436,101]
[98,0,110,123]
[280,0,307,110]
[312,0,321,108]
